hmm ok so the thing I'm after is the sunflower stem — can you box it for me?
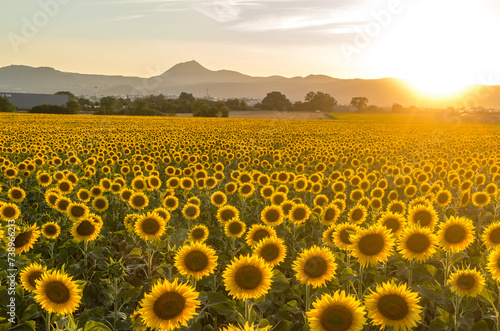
[305,284,311,326]
[358,265,364,300]
[83,241,88,280]
[45,311,51,331]
[408,261,414,288]
[113,277,119,328]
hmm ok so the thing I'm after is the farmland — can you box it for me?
[1,112,500,331]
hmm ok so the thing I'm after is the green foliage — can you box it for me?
[303,91,337,112]
[260,91,292,111]
[350,97,369,111]
[0,96,16,112]
[28,104,73,114]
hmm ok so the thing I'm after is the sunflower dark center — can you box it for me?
[150,178,159,186]
[122,191,132,200]
[241,185,252,194]
[352,192,362,201]
[132,195,146,207]
[319,304,354,331]
[324,208,337,221]
[14,230,33,248]
[213,195,224,204]
[304,256,328,278]
[58,200,70,211]
[261,244,279,261]
[153,292,186,320]
[3,206,16,218]
[191,228,205,240]
[184,251,209,272]
[293,208,306,220]
[94,199,106,209]
[45,281,70,304]
[228,221,243,234]
[71,205,85,217]
[170,179,179,187]
[265,209,280,223]
[406,233,430,253]
[48,195,58,205]
[413,210,432,227]
[234,265,262,290]
[134,181,145,190]
[351,209,364,222]
[377,294,409,321]
[358,234,384,256]
[77,221,96,236]
[44,224,58,236]
[457,275,476,290]
[475,193,488,205]
[59,182,70,191]
[182,180,192,188]
[390,204,404,214]
[28,271,44,289]
[166,198,176,208]
[489,228,500,244]
[221,209,235,221]
[185,206,198,217]
[383,218,400,233]
[253,229,271,243]
[142,218,160,235]
[444,225,467,244]
[80,192,89,200]
[263,188,273,197]
[11,190,23,199]
[339,229,353,245]
[437,193,449,204]
[273,195,285,205]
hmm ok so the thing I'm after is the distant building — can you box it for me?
[0,92,68,110]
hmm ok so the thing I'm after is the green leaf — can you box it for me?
[20,304,40,323]
[128,247,142,256]
[10,321,36,331]
[422,264,437,276]
[84,321,112,331]
[203,291,236,317]
[122,286,143,304]
[339,268,356,282]
[271,269,290,293]
[272,320,292,331]
[480,288,497,304]
[471,320,490,331]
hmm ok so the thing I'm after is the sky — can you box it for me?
[1,0,500,96]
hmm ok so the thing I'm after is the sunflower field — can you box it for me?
[1,112,500,331]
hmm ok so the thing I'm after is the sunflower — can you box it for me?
[182,203,200,220]
[20,262,47,292]
[162,195,179,211]
[322,225,337,247]
[348,205,367,225]
[437,216,475,252]
[260,205,284,227]
[398,226,438,262]
[45,191,60,208]
[189,225,209,243]
[175,242,218,280]
[225,182,238,195]
[8,187,26,203]
[0,203,21,221]
[333,223,360,250]
[253,236,287,266]
[320,204,340,226]
[90,186,103,197]
[223,254,273,300]
[34,270,82,315]
[124,214,140,233]
[378,212,406,237]
[434,190,452,207]
[407,205,438,229]
[148,175,162,190]
[270,192,287,206]
[37,172,52,186]
[210,191,227,207]
[54,196,71,213]
[42,222,61,239]
[92,196,109,212]
[72,218,101,242]
[487,249,500,282]
[135,212,166,241]
[472,191,490,207]
[483,222,500,250]
[448,268,485,297]
[293,245,337,288]
[222,322,271,331]
[57,180,73,195]
[132,177,148,192]
[387,201,406,216]
[365,282,422,331]
[166,177,180,189]
[14,224,40,255]
[486,183,498,196]
[187,196,201,206]
[289,203,311,224]
[129,192,149,210]
[66,203,89,221]
[225,219,247,238]
[139,278,200,331]
[308,290,366,331]
[246,224,277,247]
[350,225,394,267]
[217,205,240,224]
[77,189,91,203]
[260,186,275,199]
[153,208,171,223]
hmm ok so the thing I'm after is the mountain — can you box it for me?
[1,60,499,108]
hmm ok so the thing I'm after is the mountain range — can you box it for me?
[1,60,499,108]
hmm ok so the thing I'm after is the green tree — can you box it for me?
[219,105,230,117]
[179,92,195,103]
[350,97,369,112]
[192,99,211,117]
[0,96,16,112]
[392,103,404,113]
[99,96,118,112]
[261,91,292,111]
[66,100,81,114]
[55,91,75,101]
[304,91,337,112]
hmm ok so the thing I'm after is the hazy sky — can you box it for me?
[1,0,500,94]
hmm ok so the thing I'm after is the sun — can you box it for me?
[373,0,499,98]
